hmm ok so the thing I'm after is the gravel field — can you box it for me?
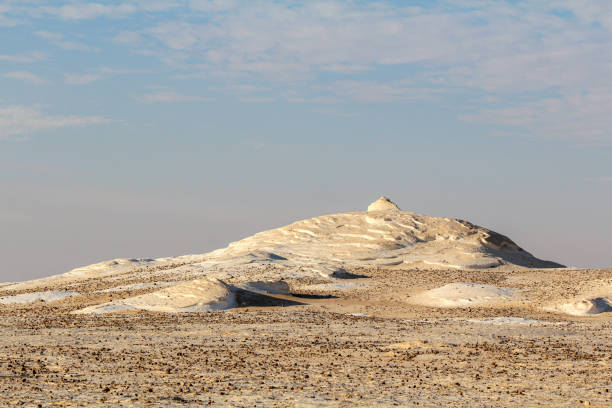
[1,267,611,407]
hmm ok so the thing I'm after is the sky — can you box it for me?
[1,0,612,281]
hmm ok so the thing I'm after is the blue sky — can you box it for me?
[1,0,612,280]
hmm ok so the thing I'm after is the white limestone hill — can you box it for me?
[202,196,562,272]
[1,197,564,314]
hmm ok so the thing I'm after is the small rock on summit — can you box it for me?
[367,196,401,212]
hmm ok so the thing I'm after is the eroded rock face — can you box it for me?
[455,220,522,251]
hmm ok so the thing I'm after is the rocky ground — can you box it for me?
[1,267,611,407]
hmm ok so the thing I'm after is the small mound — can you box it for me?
[410,282,519,308]
[550,297,612,316]
[74,278,234,314]
[367,196,400,212]
[0,290,78,304]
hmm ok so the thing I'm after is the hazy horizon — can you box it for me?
[2,1,612,281]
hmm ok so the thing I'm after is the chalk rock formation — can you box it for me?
[202,197,562,271]
[74,278,235,314]
[2,197,565,314]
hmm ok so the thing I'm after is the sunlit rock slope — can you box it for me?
[2,197,564,313]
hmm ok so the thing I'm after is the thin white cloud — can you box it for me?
[40,1,181,20]
[133,91,213,103]
[113,31,143,45]
[57,41,91,51]
[63,67,152,86]
[34,30,91,51]
[64,73,102,85]
[321,64,372,74]
[134,1,183,13]
[3,1,612,141]
[330,80,441,103]
[0,104,110,139]
[4,71,48,85]
[147,22,200,50]
[459,88,612,141]
[0,51,46,63]
[43,3,136,20]
[34,30,62,41]
[134,1,607,141]
[97,66,153,75]
[559,1,612,30]
[189,0,238,12]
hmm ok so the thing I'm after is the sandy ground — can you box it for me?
[1,267,611,407]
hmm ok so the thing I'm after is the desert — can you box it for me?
[1,198,610,407]
[4,2,612,407]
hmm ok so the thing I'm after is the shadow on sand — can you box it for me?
[234,290,307,307]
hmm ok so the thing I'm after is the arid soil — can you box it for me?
[1,267,611,407]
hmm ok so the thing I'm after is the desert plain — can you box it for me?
[1,198,610,407]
